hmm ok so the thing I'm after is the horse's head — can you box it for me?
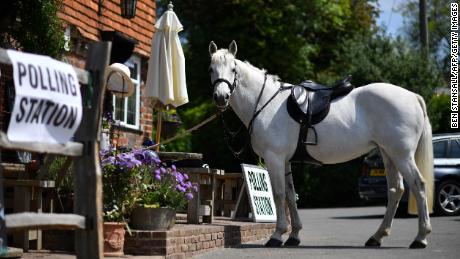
[209,40,238,110]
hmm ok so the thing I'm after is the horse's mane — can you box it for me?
[239,60,280,83]
[212,49,280,83]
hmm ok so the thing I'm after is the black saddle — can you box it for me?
[286,75,354,164]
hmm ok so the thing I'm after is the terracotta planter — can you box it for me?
[131,207,176,230]
[103,222,125,257]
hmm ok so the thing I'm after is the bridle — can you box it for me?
[211,61,238,97]
[212,61,290,160]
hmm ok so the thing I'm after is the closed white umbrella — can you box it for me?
[146,2,188,149]
[146,2,188,106]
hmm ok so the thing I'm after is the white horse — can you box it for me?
[209,41,434,249]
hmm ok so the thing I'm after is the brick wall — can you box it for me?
[125,223,277,258]
[58,0,156,57]
[58,0,156,147]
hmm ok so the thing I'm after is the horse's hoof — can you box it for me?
[284,237,300,246]
[365,237,381,247]
[409,240,427,249]
[265,238,283,247]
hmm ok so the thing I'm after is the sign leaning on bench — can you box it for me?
[6,50,82,143]
[241,164,277,222]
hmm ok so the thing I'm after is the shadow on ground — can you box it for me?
[234,244,406,250]
[330,214,384,220]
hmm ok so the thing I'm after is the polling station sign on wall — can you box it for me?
[241,164,277,222]
[6,50,82,144]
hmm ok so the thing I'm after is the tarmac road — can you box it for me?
[196,206,460,259]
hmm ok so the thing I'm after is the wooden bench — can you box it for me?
[0,42,110,258]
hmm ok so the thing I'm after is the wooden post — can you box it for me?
[155,109,162,152]
[187,173,201,224]
[73,42,111,259]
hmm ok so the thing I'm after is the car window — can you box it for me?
[433,140,447,158]
[449,140,460,158]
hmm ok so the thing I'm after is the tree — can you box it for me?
[0,0,66,58]
[333,32,444,101]
[399,0,452,75]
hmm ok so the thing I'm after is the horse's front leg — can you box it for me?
[284,162,302,246]
[264,153,288,247]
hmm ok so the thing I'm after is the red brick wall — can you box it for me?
[58,0,156,57]
[58,0,156,147]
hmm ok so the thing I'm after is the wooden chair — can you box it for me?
[0,42,111,258]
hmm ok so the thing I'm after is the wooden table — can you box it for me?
[178,167,225,224]
[158,152,203,161]
[1,163,55,251]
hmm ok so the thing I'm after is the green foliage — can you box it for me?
[138,172,188,211]
[101,162,144,222]
[429,94,456,133]
[399,0,452,74]
[333,32,444,101]
[293,160,362,208]
[45,156,73,193]
[4,0,66,58]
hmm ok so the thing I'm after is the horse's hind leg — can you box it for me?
[366,149,404,247]
[284,162,302,246]
[264,153,288,247]
[390,154,432,248]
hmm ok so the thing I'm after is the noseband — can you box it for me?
[212,61,238,95]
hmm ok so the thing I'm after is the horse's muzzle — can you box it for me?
[213,92,229,108]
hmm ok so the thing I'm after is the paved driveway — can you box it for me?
[197,206,460,259]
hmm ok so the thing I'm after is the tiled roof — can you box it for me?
[58,0,156,57]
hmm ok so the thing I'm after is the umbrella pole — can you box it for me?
[155,109,162,152]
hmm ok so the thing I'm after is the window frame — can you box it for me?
[112,55,141,130]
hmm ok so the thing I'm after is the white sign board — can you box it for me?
[241,164,277,222]
[6,50,82,144]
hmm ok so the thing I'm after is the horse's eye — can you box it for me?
[232,68,236,72]
[208,68,213,74]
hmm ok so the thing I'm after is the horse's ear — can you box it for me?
[229,40,237,56]
[209,41,217,56]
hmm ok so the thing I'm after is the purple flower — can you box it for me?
[154,173,161,181]
[154,169,161,175]
[171,165,177,171]
[192,185,198,192]
[183,173,189,180]
[160,167,167,174]
[117,153,141,169]
[174,172,184,183]
[176,185,186,193]
[101,156,115,166]
[132,149,145,162]
[185,192,193,200]
[142,150,159,165]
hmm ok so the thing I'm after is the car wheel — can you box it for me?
[435,180,460,216]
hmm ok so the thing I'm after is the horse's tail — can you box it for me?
[408,95,434,215]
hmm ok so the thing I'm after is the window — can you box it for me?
[433,140,447,158]
[113,56,141,129]
[449,140,460,158]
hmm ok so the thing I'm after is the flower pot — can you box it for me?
[103,222,125,257]
[131,207,176,230]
